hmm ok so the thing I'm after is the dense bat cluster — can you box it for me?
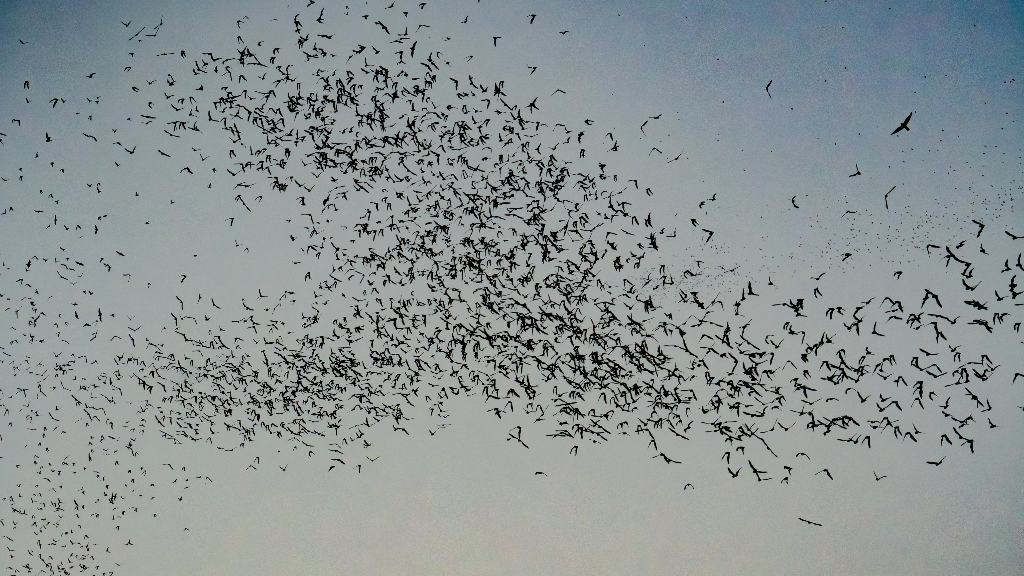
[0,2,1021,574]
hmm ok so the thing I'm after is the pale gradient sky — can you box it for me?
[1,1,1022,575]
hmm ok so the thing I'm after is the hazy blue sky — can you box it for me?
[1,1,1022,575]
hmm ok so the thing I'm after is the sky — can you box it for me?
[0,1,1022,575]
